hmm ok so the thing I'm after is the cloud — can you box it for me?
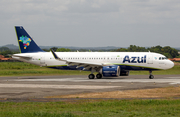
[1,0,180,25]
[65,0,119,13]
[0,0,180,47]
[115,0,180,24]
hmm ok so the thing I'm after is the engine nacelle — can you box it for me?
[100,65,120,77]
[120,71,130,76]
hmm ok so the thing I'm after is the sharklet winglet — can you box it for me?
[50,49,66,62]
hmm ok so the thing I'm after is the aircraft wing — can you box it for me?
[51,49,105,70]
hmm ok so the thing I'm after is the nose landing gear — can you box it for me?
[149,71,154,79]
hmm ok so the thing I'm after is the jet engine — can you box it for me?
[100,65,120,77]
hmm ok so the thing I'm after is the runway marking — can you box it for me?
[166,77,180,79]
[169,82,180,84]
[10,78,180,84]
[0,84,121,89]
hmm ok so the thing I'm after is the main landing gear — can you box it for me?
[88,73,102,79]
[149,71,154,79]
[96,74,102,79]
[88,68,102,79]
[88,74,95,79]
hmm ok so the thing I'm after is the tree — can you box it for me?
[56,48,71,52]
[50,47,58,52]
[0,50,15,58]
[114,45,179,58]
[0,47,10,52]
[42,49,49,52]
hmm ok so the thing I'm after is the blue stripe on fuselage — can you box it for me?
[47,65,159,71]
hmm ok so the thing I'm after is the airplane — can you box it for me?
[12,26,174,79]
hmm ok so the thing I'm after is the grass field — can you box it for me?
[1,62,180,117]
[0,62,89,76]
[0,62,179,76]
[47,86,180,99]
[1,99,180,117]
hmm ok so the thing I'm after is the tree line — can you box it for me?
[112,45,180,58]
[0,45,179,58]
[0,47,15,57]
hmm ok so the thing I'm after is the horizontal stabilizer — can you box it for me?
[12,54,32,60]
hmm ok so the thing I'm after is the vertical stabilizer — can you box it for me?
[15,26,44,53]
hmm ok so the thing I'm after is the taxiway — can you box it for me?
[0,75,180,98]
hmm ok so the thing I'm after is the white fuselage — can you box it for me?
[12,52,174,70]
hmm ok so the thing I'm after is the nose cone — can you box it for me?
[168,60,174,69]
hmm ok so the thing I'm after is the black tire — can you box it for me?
[88,74,95,79]
[149,75,154,79]
[96,74,102,79]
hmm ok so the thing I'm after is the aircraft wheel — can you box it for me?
[96,74,102,79]
[149,75,154,79]
[88,74,95,79]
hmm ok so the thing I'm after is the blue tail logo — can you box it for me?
[15,26,44,53]
[19,36,32,49]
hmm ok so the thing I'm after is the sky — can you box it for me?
[0,0,180,47]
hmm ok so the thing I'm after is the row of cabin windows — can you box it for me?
[50,57,122,60]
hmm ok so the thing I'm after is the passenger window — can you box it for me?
[159,57,161,60]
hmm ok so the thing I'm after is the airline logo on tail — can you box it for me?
[19,36,31,49]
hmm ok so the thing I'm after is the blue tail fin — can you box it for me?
[15,26,44,53]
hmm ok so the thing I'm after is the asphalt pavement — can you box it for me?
[0,75,180,99]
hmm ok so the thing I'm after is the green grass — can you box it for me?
[1,99,180,117]
[130,65,180,75]
[0,62,179,76]
[0,62,89,76]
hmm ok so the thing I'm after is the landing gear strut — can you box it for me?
[149,71,154,79]
[88,68,96,79]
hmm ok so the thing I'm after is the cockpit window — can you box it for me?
[159,57,167,60]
